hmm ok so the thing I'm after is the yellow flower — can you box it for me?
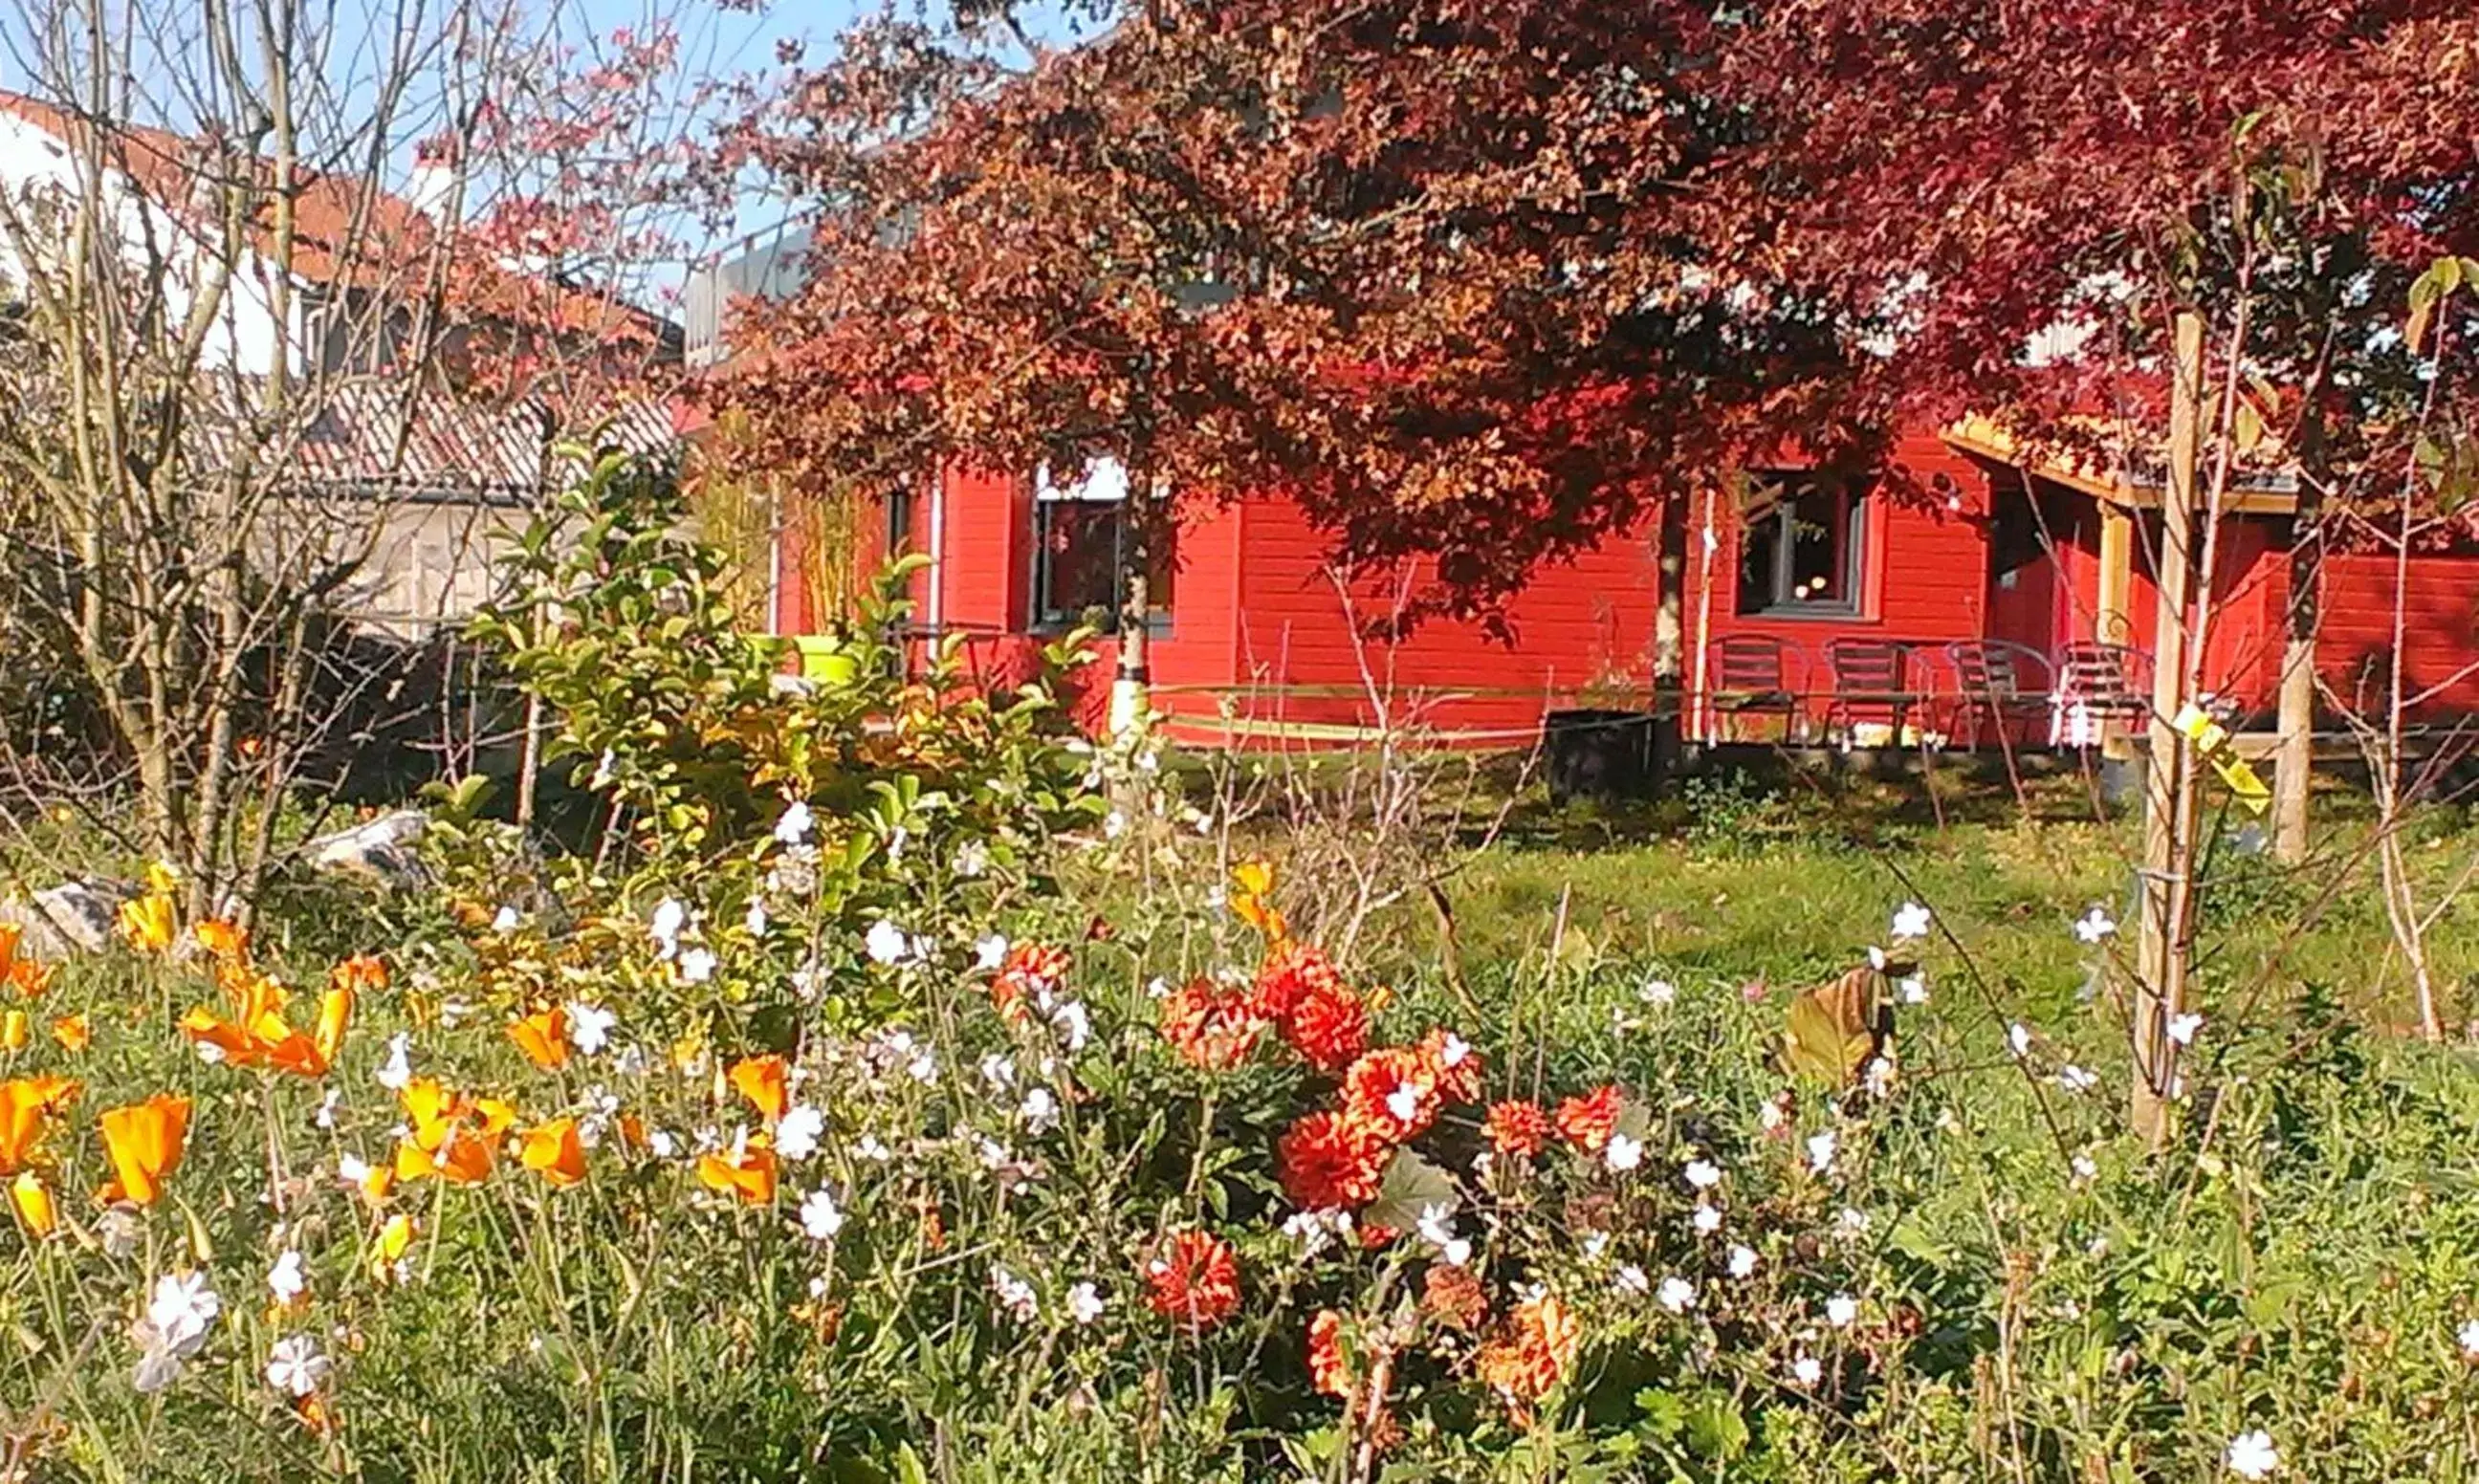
[49,1015,89,1053]
[516,1118,587,1188]
[119,890,177,955]
[313,985,353,1064]
[727,1054,790,1124]
[0,1010,25,1053]
[507,1007,570,1070]
[370,1211,417,1278]
[390,1079,507,1185]
[1230,860,1288,941]
[9,1171,54,1236]
[98,1094,190,1206]
[193,918,249,964]
[179,971,330,1077]
[696,1139,779,1206]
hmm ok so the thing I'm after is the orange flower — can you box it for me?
[727,1054,790,1124]
[48,1015,89,1054]
[330,953,387,994]
[1143,1230,1241,1331]
[1158,979,1261,1071]
[1475,1294,1579,1419]
[1421,1264,1490,1332]
[517,1118,588,1188]
[0,925,17,982]
[8,956,53,1000]
[1230,860,1288,942]
[507,1007,570,1070]
[1484,1100,1553,1158]
[1282,982,1370,1071]
[696,1138,779,1205]
[1307,1308,1352,1398]
[180,971,329,1077]
[1277,1109,1393,1211]
[989,942,1071,1023]
[314,986,353,1065]
[1554,1086,1623,1155]
[98,1094,189,1206]
[10,1171,55,1236]
[193,918,249,964]
[1341,1048,1438,1140]
[1250,939,1343,1022]
[0,1077,74,1175]
[391,1079,504,1185]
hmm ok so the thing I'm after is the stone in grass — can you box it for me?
[0,879,135,957]
[306,810,428,890]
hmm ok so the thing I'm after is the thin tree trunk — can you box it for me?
[1651,491,1688,781]
[2132,309,2206,1148]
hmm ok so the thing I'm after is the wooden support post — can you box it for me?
[2096,502,2136,760]
[2272,480,2323,863]
[1651,492,1689,779]
[2132,309,2205,1148]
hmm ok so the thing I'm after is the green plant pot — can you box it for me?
[794,636,861,687]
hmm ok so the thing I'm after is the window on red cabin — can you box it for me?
[1031,461,1175,632]
[1737,473,1867,617]
[886,482,915,554]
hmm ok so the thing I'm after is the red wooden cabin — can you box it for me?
[759,420,2470,750]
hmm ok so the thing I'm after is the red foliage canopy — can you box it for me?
[713,0,2479,616]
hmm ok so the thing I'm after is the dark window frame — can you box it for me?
[1735,472,1869,619]
[1028,463,1174,635]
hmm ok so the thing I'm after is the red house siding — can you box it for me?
[2318,553,2479,718]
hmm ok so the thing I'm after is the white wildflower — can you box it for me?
[2225,1429,2280,1479]
[2074,906,2117,943]
[1890,902,1932,941]
[265,1335,329,1397]
[267,1251,307,1305]
[147,1271,221,1355]
[567,1002,617,1057]
[980,1054,1018,1090]
[1614,1264,1651,1296]
[1067,1281,1106,1324]
[1683,1158,1722,1190]
[678,947,717,985]
[1605,1131,1645,1172]
[2058,1064,2099,1094]
[1640,977,1678,1006]
[314,1087,340,1130]
[1050,999,1092,1054]
[1792,1354,1823,1386]
[1806,1131,1838,1175]
[777,1106,825,1162]
[375,1032,412,1092]
[773,802,813,846]
[854,1135,892,1162]
[1898,973,1928,1005]
[1386,1086,1421,1126]
[953,840,989,878]
[1825,1294,1859,1328]
[745,901,770,938]
[1727,1244,1760,1278]
[1656,1276,1698,1313]
[2457,1318,2479,1358]
[990,1266,1039,1322]
[975,933,1010,971]
[2008,1022,2033,1058]
[492,906,520,933]
[799,1187,845,1241]
[2168,1012,2205,1045]
[1693,1203,1723,1234]
[865,919,912,966]
[1019,1087,1060,1134]
[650,898,687,957]
[1837,1207,1869,1233]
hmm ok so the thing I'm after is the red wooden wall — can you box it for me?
[2318,552,2479,719]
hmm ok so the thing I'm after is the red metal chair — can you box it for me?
[1707,635,1804,741]
[1943,640,2055,750]
[1823,638,1924,744]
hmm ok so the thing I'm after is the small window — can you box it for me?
[1737,473,1866,617]
[1031,460,1174,631]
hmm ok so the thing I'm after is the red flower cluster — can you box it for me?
[1158,979,1262,1070]
[1484,1100,1552,1158]
[1144,1229,1241,1330]
[1253,943,1369,1071]
[1554,1084,1623,1155]
[988,942,1071,1024]
[1306,1308,1351,1398]
[1277,1109,1392,1211]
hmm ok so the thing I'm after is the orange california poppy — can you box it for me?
[0,1076,77,1174]
[1230,860,1289,941]
[516,1118,587,1188]
[331,954,388,994]
[8,956,53,999]
[9,1170,55,1236]
[696,1139,779,1206]
[49,1015,89,1054]
[507,1007,570,1070]
[193,918,249,964]
[98,1094,189,1206]
[726,1054,790,1124]
[0,925,16,981]
[391,1079,507,1185]
[118,890,177,954]
[179,970,331,1078]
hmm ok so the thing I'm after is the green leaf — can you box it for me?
[1364,1149,1457,1234]
[1785,990,1875,1088]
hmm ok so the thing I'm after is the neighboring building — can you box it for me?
[0,92,685,636]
